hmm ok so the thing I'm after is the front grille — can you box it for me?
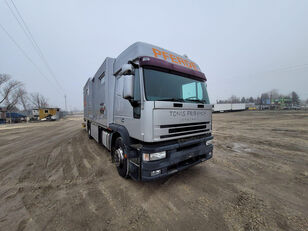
[160,129,210,139]
[169,125,207,133]
[160,121,209,128]
[159,121,210,139]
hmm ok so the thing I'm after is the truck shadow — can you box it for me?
[131,164,206,187]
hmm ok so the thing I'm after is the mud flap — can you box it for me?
[126,147,140,180]
[128,160,140,181]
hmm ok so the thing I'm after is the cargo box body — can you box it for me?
[84,58,115,128]
[213,103,246,112]
[231,103,246,111]
[213,104,232,112]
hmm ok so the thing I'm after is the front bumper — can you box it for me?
[129,136,213,181]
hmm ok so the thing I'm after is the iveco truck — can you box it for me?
[83,42,213,181]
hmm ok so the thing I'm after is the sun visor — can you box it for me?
[139,56,207,81]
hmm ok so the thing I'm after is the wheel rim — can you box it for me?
[114,147,124,167]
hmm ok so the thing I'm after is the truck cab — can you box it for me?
[84,42,213,181]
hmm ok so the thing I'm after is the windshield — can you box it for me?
[143,68,210,104]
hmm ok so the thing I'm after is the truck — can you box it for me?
[212,103,246,112]
[231,103,246,111]
[212,104,232,112]
[83,42,213,181]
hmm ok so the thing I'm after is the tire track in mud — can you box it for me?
[73,132,159,230]
[135,167,231,230]
[212,111,308,230]
[0,118,82,230]
[14,127,137,229]
[23,128,153,230]
[62,139,78,180]
[0,122,80,184]
[84,135,114,178]
[70,134,89,178]
[214,132,301,176]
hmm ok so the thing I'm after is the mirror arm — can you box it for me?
[128,60,139,69]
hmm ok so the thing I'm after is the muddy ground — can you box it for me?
[0,111,307,231]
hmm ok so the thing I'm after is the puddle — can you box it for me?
[232,142,254,153]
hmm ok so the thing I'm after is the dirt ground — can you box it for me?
[0,111,307,231]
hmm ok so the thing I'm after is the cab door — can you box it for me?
[114,68,142,140]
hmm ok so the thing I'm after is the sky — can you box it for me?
[0,0,308,110]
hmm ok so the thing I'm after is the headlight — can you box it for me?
[143,151,166,161]
[206,139,213,145]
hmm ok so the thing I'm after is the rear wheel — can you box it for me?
[113,137,129,178]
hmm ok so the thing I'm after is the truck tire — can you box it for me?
[114,137,129,178]
[88,123,93,139]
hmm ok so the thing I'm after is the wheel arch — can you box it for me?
[110,132,120,154]
[109,123,131,146]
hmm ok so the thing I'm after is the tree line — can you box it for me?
[217,89,306,106]
[0,74,49,112]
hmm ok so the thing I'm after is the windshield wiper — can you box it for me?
[157,98,185,102]
[184,99,206,104]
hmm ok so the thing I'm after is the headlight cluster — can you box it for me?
[143,151,166,161]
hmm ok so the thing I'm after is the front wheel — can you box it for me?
[113,137,129,178]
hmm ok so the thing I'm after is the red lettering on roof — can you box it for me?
[152,48,198,70]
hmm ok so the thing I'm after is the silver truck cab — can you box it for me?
[84,42,213,181]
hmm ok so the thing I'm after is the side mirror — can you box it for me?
[119,64,133,76]
[123,75,134,99]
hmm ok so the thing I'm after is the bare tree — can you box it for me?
[229,95,240,103]
[0,74,10,86]
[5,87,24,111]
[0,74,22,105]
[256,97,261,105]
[1,74,25,112]
[269,89,279,100]
[248,97,254,103]
[17,88,30,111]
[30,93,49,109]
[291,91,300,106]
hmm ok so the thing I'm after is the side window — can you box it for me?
[133,68,140,102]
[133,68,141,119]
[182,82,196,99]
[99,72,105,84]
